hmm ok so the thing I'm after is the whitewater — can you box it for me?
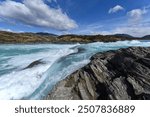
[0,40,150,100]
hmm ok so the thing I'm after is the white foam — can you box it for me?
[30,59,90,99]
[0,65,49,99]
[0,44,78,100]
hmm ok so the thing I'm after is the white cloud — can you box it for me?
[75,11,150,37]
[112,26,150,37]
[93,25,150,37]
[0,0,78,30]
[127,8,147,23]
[90,6,150,37]
[84,16,150,37]
[109,5,124,14]
[0,28,13,32]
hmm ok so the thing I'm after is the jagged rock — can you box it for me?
[46,47,150,100]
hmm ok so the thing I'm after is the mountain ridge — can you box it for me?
[0,31,150,43]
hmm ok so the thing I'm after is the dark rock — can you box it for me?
[46,47,150,100]
[142,35,150,39]
[24,59,45,69]
[36,32,57,37]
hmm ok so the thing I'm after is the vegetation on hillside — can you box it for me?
[0,31,149,43]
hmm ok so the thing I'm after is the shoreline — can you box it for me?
[0,39,150,45]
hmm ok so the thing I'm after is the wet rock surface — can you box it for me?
[24,59,45,69]
[46,47,150,100]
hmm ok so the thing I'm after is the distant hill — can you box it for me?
[0,31,149,43]
[36,32,57,37]
[113,34,135,38]
[0,31,57,43]
[57,34,138,43]
[142,35,150,39]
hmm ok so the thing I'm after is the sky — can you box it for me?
[0,0,150,37]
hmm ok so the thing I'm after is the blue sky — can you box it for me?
[0,0,150,37]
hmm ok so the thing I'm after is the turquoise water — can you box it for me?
[0,40,150,100]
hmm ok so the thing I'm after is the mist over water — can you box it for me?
[0,40,150,100]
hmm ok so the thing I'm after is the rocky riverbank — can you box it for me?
[46,47,150,100]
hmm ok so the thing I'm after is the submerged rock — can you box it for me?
[46,47,150,100]
[24,59,45,69]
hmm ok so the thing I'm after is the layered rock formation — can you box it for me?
[46,47,150,100]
